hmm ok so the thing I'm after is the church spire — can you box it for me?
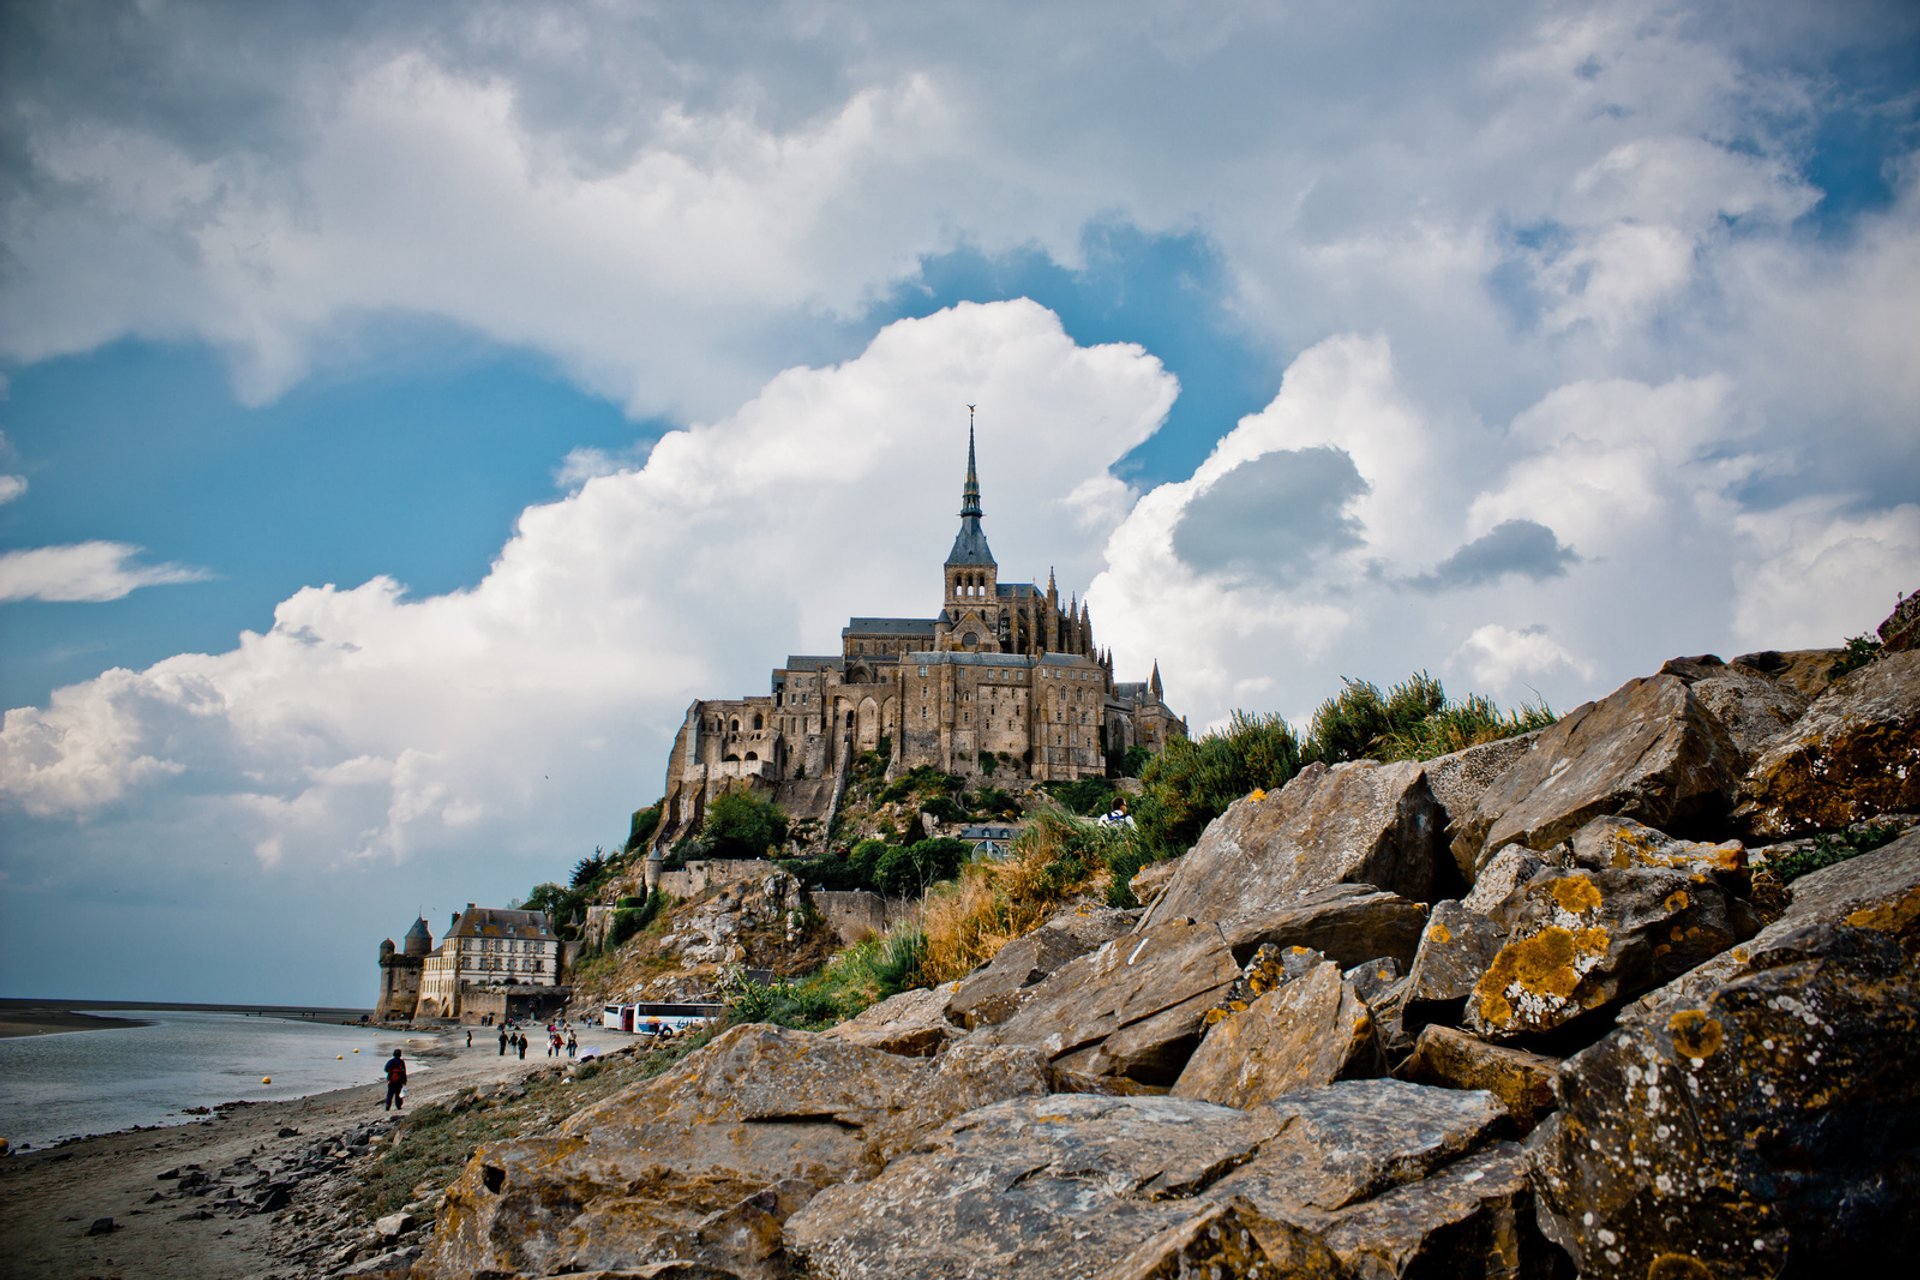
[1150,660,1164,701]
[944,409,996,569]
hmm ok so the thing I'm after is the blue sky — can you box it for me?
[2,0,1916,1006]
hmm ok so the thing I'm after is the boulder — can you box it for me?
[418,1025,931,1277]
[1218,883,1431,969]
[1729,647,1847,700]
[785,1082,1526,1280]
[1344,956,1404,1005]
[1877,589,1920,653]
[1688,666,1809,765]
[819,985,957,1057]
[1450,675,1741,877]
[1419,730,1542,836]
[1736,650,1920,838]
[1528,835,1920,1277]
[1127,857,1182,910]
[1404,900,1508,1010]
[1565,815,1746,887]
[1465,867,1737,1042]
[941,904,1136,1030]
[971,916,1241,1084]
[1459,844,1559,919]
[1396,1025,1559,1130]
[1141,761,1445,933]
[860,1042,1051,1170]
[1172,956,1383,1107]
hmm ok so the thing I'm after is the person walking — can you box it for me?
[382,1048,408,1111]
[498,1025,508,1056]
[567,1030,577,1058]
[516,1031,527,1060]
[465,1028,472,1048]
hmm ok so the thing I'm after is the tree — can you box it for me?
[701,788,790,858]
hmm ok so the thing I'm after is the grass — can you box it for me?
[918,811,1141,984]
[350,1031,713,1219]
[719,926,928,1030]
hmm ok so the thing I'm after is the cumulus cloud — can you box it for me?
[0,542,209,602]
[1455,624,1596,693]
[0,475,25,503]
[1172,447,1368,587]
[1410,520,1578,593]
[0,302,1174,863]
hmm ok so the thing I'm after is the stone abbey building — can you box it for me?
[653,430,1185,850]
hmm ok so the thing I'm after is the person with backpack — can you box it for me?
[382,1048,407,1111]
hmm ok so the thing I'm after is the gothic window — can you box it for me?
[753,713,763,730]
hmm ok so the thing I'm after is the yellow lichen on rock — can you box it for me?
[1550,874,1604,915]
[1474,925,1607,1028]
[1646,1251,1714,1280]
[1664,889,1689,912]
[1428,921,1453,945]
[1846,886,1920,938]
[1668,1009,1725,1060]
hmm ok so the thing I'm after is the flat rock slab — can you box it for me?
[942,905,1136,1030]
[1172,958,1382,1108]
[785,1081,1517,1280]
[1405,900,1508,1007]
[1218,883,1432,969]
[820,984,958,1057]
[972,916,1241,1085]
[1529,839,1920,1277]
[1451,674,1740,876]
[1737,650,1920,838]
[1141,760,1444,932]
[1396,1025,1559,1131]
[1566,815,1745,884]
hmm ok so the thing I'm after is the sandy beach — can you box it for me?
[0,1023,587,1280]
[0,1007,151,1039]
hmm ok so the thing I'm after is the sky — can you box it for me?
[2,0,1916,1007]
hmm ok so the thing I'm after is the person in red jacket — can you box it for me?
[382,1048,407,1111]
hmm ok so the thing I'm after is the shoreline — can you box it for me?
[0,1023,590,1279]
[0,1009,154,1039]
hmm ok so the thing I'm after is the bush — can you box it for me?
[701,788,790,858]
[920,794,967,824]
[1832,633,1883,677]
[874,836,972,896]
[1769,823,1902,883]
[969,785,1018,818]
[607,890,666,947]
[571,850,608,889]
[1303,671,1551,764]
[625,803,662,853]
[1133,711,1303,856]
[918,812,1147,983]
[719,925,928,1030]
[1042,776,1118,816]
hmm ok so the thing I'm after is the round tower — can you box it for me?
[379,937,396,961]
[404,916,432,957]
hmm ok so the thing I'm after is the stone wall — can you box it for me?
[658,858,781,899]
[811,890,922,946]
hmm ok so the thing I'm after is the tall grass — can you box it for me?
[1304,671,1552,765]
[918,811,1142,984]
[720,924,929,1030]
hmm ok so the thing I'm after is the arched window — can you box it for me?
[731,718,741,733]
[752,713,763,730]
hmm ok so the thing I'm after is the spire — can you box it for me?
[1150,660,1164,700]
[944,409,996,568]
[960,409,982,519]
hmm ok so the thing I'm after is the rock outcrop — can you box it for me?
[1141,760,1445,930]
[1450,674,1741,877]
[1529,833,1920,1277]
[1172,951,1383,1106]
[1736,649,1920,838]
[941,904,1136,1029]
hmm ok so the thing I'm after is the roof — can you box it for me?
[449,906,557,941]
[1112,681,1150,700]
[781,655,844,672]
[945,516,997,567]
[843,617,937,635]
[905,651,1033,668]
[404,917,432,941]
[996,582,1039,598]
[961,824,1021,840]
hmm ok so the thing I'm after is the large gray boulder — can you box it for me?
[785,1082,1540,1280]
[1528,833,1920,1278]
[970,916,1241,1084]
[1218,883,1432,969]
[941,904,1136,1030]
[820,984,958,1057]
[1141,760,1445,932]
[1464,866,1737,1042]
[1449,674,1741,877]
[1736,649,1920,838]
[1419,730,1542,838]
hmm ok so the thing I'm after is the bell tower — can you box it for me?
[941,410,1000,651]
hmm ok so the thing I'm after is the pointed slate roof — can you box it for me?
[945,425,997,567]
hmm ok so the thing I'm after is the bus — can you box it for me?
[601,1001,724,1037]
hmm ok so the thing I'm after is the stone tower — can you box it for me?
[375,916,431,1020]
[938,423,1001,652]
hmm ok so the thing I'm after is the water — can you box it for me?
[0,1009,435,1152]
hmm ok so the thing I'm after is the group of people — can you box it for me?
[495,1023,532,1058]
[545,1022,580,1058]
[378,1013,587,1112]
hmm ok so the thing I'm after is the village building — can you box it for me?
[375,904,568,1023]
[652,428,1186,852]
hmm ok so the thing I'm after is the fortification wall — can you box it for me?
[811,890,922,946]
[657,858,780,899]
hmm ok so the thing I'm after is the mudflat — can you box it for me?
[0,1024,571,1280]
[0,1008,151,1038]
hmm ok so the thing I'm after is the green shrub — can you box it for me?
[625,803,662,853]
[1042,776,1118,816]
[700,788,790,858]
[607,890,666,947]
[979,751,997,776]
[920,795,967,824]
[719,925,927,1030]
[1769,823,1902,883]
[874,836,972,896]
[1303,672,1551,764]
[1832,633,1883,677]
[1134,711,1303,855]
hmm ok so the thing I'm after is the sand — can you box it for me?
[0,1008,151,1038]
[0,1024,577,1280]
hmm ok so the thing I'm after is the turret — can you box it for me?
[403,916,432,957]
[1150,660,1164,702]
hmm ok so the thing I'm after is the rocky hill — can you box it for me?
[398,611,1916,1279]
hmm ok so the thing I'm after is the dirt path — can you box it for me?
[0,1025,598,1280]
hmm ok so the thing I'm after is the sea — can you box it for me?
[0,1008,433,1153]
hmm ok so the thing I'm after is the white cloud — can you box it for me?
[1455,624,1595,694]
[0,475,25,503]
[0,542,209,603]
[0,303,1174,868]
[1730,499,1920,650]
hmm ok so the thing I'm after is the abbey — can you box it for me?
[652,429,1185,850]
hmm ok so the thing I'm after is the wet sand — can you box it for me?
[0,1008,152,1038]
[0,1024,582,1280]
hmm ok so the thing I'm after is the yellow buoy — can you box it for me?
[353,1048,360,1053]
[336,1054,344,1060]
[261,1076,272,1084]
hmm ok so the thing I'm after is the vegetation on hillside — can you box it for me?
[718,926,927,1030]
[1766,822,1903,883]
[1303,671,1554,765]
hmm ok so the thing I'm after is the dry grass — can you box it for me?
[918,811,1120,984]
